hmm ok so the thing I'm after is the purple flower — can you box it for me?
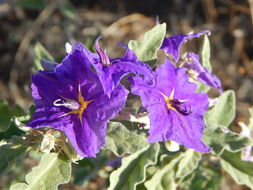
[129,59,210,152]
[161,30,210,62]
[91,37,154,97]
[183,52,222,93]
[28,46,128,157]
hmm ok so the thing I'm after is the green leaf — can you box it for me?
[176,150,201,180]
[181,166,222,190]
[0,136,27,173]
[128,23,166,64]
[10,153,71,190]
[34,42,54,72]
[145,150,201,190]
[108,143,160,190]
[203,125,253,155]
[0,100,24,132]
[205,90,236,128]
[60,6,77,19]
[0,120,25,141]
[220,151,253,189]
[200,35,212,71]
[144,153,185,190]
[14,0,45,10]
[104,122,149,156]
[59,0,77,19]
[0,109,34,141]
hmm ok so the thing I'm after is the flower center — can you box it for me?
[53,85,94,123]
[159,89,191,116]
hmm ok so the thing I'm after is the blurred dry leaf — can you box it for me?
[102,13,155,57]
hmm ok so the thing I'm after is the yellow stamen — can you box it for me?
[77,84,94,124]
[158,89,177,112]
[57,110,80,119]
[56,84,94,123]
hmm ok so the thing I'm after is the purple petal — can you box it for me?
[68,84,128,157]
[62,117,106,157]
[55,49,98,87]
[31,71,69,106]
[129,59,210,152]
[86,84,129,122]
[27,106,71,129]
[184,52,222,93]
[92,44,154,97]
[71,42,99,63]
[168,111,210,152]
[155,59,198,100]
[41,59,58,71]
[161,30,210,62]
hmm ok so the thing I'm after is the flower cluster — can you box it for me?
[28,30,221,157]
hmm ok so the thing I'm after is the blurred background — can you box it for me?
[0,0,252,189]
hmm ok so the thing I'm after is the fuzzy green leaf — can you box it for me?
[108,143,160,190]
[105,122,149,156]
[0,109,33,141]
[0,100,24,132]
[10,153,71,190]
[128,23,166,64]
[144,153,185,190]
[0,119,25,141]
[220,151,253,189]
[180,166,223,190]
[205,90,236,128]
[200,35,212,71]
[0,136,27,173]
[203,125,253,155]
[34,42,54,71]
[145,150,201,190]
[175,150,201,180]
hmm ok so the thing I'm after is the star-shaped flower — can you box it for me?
[129,59,210,152]
[28,45,128,157]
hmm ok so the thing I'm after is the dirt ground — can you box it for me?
[0,1,253,189]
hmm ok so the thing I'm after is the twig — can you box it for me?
[248,0,253,30]
[9,3,56,108]
[11,4,56,79]
[201,0,218,24]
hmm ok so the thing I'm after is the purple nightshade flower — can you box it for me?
[28,46,128,157]
[129,59,211,152]
[160,30,210,62]
[183,52,222,93]
[91,37,154,97]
